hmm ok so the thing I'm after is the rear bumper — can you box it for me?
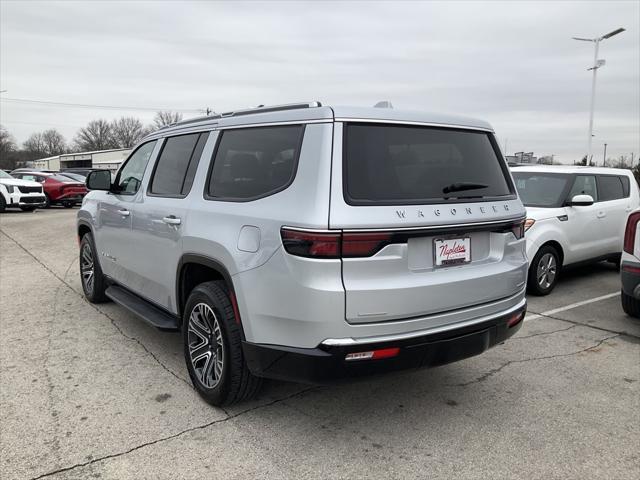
[243,300,526,384]
[621,261,640,299]
[55,193,85,202]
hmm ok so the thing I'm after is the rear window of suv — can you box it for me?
[343,123,513,205]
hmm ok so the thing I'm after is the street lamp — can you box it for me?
[572,27,625,165]
[603,143,608,166]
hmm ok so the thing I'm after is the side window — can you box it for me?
[149,133,207,197]
[115,141,157,194]
[621,176,631,198]
[598,176,624,202]
[207,125,303,201]
[568,175,598,202]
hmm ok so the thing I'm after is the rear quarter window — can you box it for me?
[206,125,304,201]
[598,175,625,202]
[343,123,513,205]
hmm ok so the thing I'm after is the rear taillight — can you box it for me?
[281,229,341,258]
[511,219,526,239]
[345,347,400,361]
[281,229,393,259]
[342,232,392,258]
[623,212,640,254]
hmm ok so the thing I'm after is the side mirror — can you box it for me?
[86,170,112,191]
[568,194,594,207]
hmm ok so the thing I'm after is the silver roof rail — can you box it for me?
[159,101,322,130]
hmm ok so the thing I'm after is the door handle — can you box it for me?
[162,215,181,225]
[117,209,130,217]
[597,211,606,218]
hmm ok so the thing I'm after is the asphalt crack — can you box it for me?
[453,333,620,387]
[28,386,319,480]
[512,323,577,339]
[0,229,192,389]
[531,311,640,340]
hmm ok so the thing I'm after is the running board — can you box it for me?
[105,285,179,331]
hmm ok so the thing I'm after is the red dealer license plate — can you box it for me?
[434,237,471,266]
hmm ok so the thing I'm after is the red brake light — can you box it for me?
[623,212,640,254]
[342,232,392,258]
[506,311,524,328]
[281,229,341,258]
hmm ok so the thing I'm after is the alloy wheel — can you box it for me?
[537,253,557,289]
[187,303,224,389]
[80,242,94,294]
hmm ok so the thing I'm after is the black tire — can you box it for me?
[527,245,561,296]
[0,194,6,213]
[621,291,640,318]
[63,201,74,208]
[183,281,262,406]
[79,233,108,303]
[44,194,51,208]
[20,206,36,212]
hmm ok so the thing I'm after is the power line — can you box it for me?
[0,97,204,113]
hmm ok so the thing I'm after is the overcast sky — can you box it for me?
[1,0,638,164]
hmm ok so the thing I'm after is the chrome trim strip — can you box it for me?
[321,297,526,347]
[282,216,525,234]
[334,117,494,132]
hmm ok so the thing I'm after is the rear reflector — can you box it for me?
[623,212,640,255]
[622,264,640,275]
[506,311,524,328]
[345,347,400,361]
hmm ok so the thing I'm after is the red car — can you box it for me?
[12,171,87,208]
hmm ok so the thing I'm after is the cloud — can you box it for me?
[1,0,638,163]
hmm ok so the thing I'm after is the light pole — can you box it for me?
[603,143,607,166]
[572,27,625,164]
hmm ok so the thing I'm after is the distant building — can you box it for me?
[30,148,131,172]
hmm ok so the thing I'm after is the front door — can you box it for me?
[564,174,606,262]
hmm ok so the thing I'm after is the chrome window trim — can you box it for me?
[321,296,526,347]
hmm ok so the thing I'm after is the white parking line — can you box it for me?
[525,292,620,322]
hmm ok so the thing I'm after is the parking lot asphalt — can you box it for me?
[1,208,639,480]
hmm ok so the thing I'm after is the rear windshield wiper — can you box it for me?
[442,182,489,194]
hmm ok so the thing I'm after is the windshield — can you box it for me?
[0,170,13,179]
[512,172,570,208]
[344,123,513,205]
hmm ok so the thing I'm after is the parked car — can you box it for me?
[620,209,640,317]
[78,102,528,406]
[0,170,47,212]
[12,171,87,208]
[60,168,100,178]
[512,165,639,295]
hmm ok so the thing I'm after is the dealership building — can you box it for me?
[31,148,131,172]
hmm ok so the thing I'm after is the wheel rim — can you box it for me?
[80,242,94,294]
[537,252,557,289]
[188,303,224,389]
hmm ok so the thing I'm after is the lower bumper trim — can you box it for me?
[243,301,526,384]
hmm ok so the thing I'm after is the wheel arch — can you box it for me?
[176,254,242,329]
[538,240,565,267]
[77,220,92,240]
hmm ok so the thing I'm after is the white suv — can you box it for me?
[512,165,639,295]
[0,170,47,212]
[79,102,528,405]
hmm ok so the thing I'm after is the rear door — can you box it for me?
[596,174,631,254]
[330,122,526,324]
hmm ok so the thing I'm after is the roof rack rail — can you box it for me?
[159,101,322,130]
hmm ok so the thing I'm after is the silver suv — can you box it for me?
[79,102,528,406]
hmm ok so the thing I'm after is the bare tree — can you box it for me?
[153,111,183,129]
[41,129,67,156]
[0,125,18,169]
[23,132,48,157]
[111,117,147,148]
[74,119,116,151]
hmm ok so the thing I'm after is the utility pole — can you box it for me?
[603,143,607,166]
[572,27,625,164]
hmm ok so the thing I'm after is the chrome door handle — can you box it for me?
[162,215,181,225]
[117,209,130,217]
